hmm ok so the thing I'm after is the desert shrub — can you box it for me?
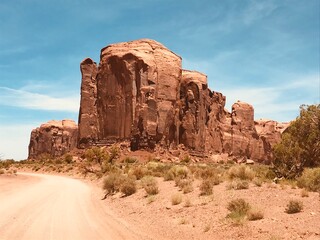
[195,167,217,179]
[253,178,263,187]
[129,165,149,180]
[228,165,255,181]
[38,153,53,162]
[102,173,125,194]
[247,209,264,221]
[195,167,222,185]
[85,147,110,165]
[146,162,168,177]
[101,162,121,174]
[120,176,137,196]
[285,200,303,214]
[147,195,156,204]
[180,154,191,163]
[122,157,137,164]
[165,165,191,182]
[199,179,213,196]
[164,170,175,181]
[227,198,251,219]
[227,180,249,190]
[141,176,159,195]
[272,104,320,179]
[54,158,63,164]
[174,178,193,193]
[171,193,183,205]
[64,154,73,164]
[297,168,320,192]
[109,145,120,162]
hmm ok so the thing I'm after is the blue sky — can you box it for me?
[0,0,319,160]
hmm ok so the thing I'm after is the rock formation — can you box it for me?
[28,120,78,159]
[28,39,288,162]
[78,58,98,148]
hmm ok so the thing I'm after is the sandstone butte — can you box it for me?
[28,39,288,163]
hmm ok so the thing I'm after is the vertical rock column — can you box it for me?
[78,58,98,148]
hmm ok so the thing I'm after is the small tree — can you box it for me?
[272,104,320,178]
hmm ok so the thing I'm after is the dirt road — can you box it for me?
[0,173,145,240]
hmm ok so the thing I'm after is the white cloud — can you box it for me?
[0,87,79,112]
[0,124,37,160]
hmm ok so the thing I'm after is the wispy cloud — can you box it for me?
[220,73,319,121]
[242,0,278,25]
[0,87,79,112]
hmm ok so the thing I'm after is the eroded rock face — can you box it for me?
[79,39,182,150]
[29,39,288,162]
[76,39,289,162]
[28,120,78,159]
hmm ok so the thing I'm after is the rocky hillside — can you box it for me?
[28,39,288,162]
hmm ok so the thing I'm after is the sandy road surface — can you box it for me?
[0,173,145,240]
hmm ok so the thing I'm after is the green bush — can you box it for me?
[297,168,320,192]
[272,104,320,179]
[85,147,110,165]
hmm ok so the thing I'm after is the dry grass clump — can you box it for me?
[297,168,320,192]
[253,177,263,187]
[171,193,183,205]
[285,200,303,214]
[227,180,249,190]
[147,195,156,204]
[247,209,264,221]
[129,166,149,180]
[146,162,168,177]
[164,165,191,181]
[199,179,213,196]
[194,166,222,185]
[175,178,194,193]
[103,173,125,195]
[227,198,251,224]
[120,176,137,196]
[141,176,159,195]
[228,165,255,181]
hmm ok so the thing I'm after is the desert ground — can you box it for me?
[0,166,319,240]
[0,172,146,240]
